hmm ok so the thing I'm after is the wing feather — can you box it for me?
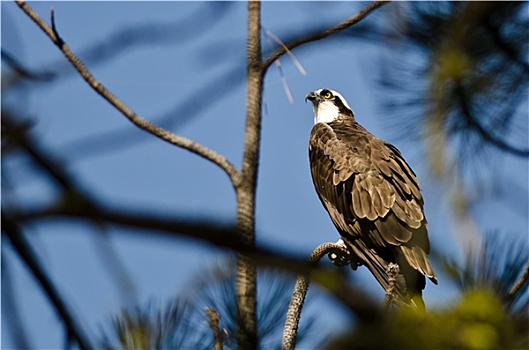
[351,180,364,219]
[374,212,413,244]
[370,184,384,216]
[400,246,437,283]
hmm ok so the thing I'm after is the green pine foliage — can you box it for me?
[328,289,526,350]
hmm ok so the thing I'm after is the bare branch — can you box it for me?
[2,214,93,350]
[15,0,240,185]
[4,116,84,194]
[62,64,244,162]
[234,1,264,348]
[508,264,529,297]
[263,0,390,71]
[281,242,349,350]
[205,308,224,350]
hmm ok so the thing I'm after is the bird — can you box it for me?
[305,88,437,308]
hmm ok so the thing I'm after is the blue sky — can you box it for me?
[2,2,528,348]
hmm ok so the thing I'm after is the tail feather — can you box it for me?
[342,236,421,308]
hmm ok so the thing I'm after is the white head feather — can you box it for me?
[306,88,353,125]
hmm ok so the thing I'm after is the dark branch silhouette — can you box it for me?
[1,49,56,81]
[2,214,93,350]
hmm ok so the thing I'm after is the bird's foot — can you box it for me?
[327,239,351,266]
[383,263,400,310]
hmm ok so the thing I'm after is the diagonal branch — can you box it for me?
[2,213,93,350]
[263,0,390,71]
[508,264,529,297]
[15,1,240,186]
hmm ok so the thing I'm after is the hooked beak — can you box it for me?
[305,92,317,103]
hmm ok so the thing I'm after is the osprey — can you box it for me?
[305,88,437,308]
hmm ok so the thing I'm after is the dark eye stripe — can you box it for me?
[321,89,333,99]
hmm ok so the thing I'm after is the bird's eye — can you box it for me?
[323,91,333,99]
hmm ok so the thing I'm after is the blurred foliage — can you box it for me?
[440,233,529,349]
[328,232,529,350]
[100,301,207,350]
[328,289,527,350]
[184,258,319,349]
[99,258,319,349]
[381,2,528,181]
[442,232,529,316]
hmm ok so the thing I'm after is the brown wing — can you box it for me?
[309,118,437,300]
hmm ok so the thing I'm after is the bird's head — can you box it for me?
[305,88,354,124]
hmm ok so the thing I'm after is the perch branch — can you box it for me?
[15,0,240,186]
[281,242,350,350]
[263,0,389,71]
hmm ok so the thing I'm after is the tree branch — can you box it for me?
[15,0,241,186]
[235,1,264,348]
[206,307,224,350]
[14,203,381,321]
[281,242,350,350]
[508,264,529,297]
[263,0,389,71]
[1,49,56,81]
[1,213,93,350]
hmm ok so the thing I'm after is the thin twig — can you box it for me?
[263,0,390,71]
[2,213,93,350]
[263,29,294,103]
[15,0,240,185]
[281,242,350,350]
[205,308,223,350]
[508,264,529,296]
[263,27,307,76]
